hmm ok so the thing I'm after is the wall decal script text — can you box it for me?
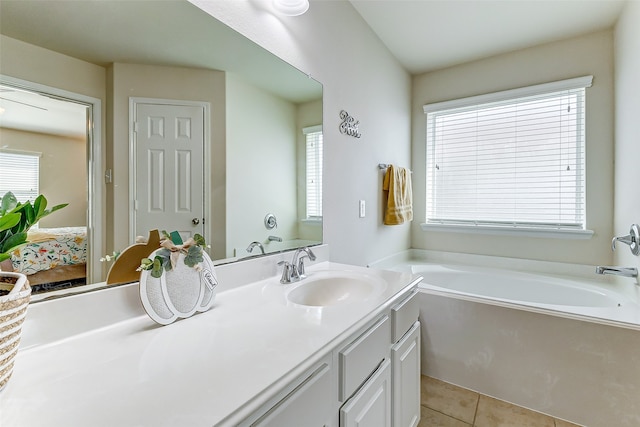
[339,110,362,138]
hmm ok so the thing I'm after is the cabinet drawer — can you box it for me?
[339,315,390,401]
[391,288,419,343]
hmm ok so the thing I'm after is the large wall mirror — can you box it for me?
[0,0,322,298]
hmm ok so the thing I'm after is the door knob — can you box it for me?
[192,218,200,225]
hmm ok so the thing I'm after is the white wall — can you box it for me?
[108,62,227,258]
[0,128,87,227]
[191,0,412,266]
[412,31,615,266]
[614,0,640,282]
[0,35,106,102]
[225,72,298,257]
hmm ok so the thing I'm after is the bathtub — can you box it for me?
[373,253,640,427]
[400,263,640,328]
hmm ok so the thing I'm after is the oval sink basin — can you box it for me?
[286,272,386,307]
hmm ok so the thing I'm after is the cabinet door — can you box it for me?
[251,358,334,427]
[340,359,391,427]
[392,321,421,427]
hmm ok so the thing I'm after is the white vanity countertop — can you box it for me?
[0,262,418,426]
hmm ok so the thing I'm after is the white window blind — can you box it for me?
[304,125,323,219]
[0,150,40,203]
[424,76,592,231]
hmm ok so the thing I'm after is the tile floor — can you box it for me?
[419,376,583,427]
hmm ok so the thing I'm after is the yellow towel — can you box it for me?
[383,165,413,225]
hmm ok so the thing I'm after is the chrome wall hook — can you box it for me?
[611,224,640,255]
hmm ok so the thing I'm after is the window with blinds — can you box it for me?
[304,125,323,219]
[0,150,40,203]
[424,76,592,232]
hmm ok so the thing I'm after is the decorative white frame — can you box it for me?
[138,249,218,325]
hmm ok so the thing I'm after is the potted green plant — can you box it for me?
[0,191,66,390]
[0,191,68,267]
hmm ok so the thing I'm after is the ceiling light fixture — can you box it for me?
[272,0,309,16]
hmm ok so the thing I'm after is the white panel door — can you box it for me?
[134,102,205,241]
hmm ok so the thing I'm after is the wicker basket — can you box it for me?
[0,271,31,391]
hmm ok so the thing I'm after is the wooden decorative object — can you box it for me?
[106,230,161,285]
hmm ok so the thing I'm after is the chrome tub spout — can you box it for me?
[246,241,265,254]
[595,266,638,278]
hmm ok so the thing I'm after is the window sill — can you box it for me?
[301,218,322,226]
[420,223,594,240]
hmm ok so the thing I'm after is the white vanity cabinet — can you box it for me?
[239,285,420,427]
[1,260,424,427]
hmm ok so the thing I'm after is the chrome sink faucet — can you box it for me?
[292,246,317,279]
[278,246,317,284]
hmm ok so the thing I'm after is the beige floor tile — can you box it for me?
[421,376,479,424]
[419,406,472,427]
[555,419,584,427]
[475,395,555,427]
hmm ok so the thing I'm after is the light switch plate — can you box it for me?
[359,200,366,218]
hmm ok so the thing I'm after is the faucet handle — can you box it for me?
[278,261,294,284]
[611,224,640,255]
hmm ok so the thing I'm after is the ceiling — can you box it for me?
[0,85,88,140]
[349,0,627,74]
[0,0,627,138]
[0,0,320,138]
